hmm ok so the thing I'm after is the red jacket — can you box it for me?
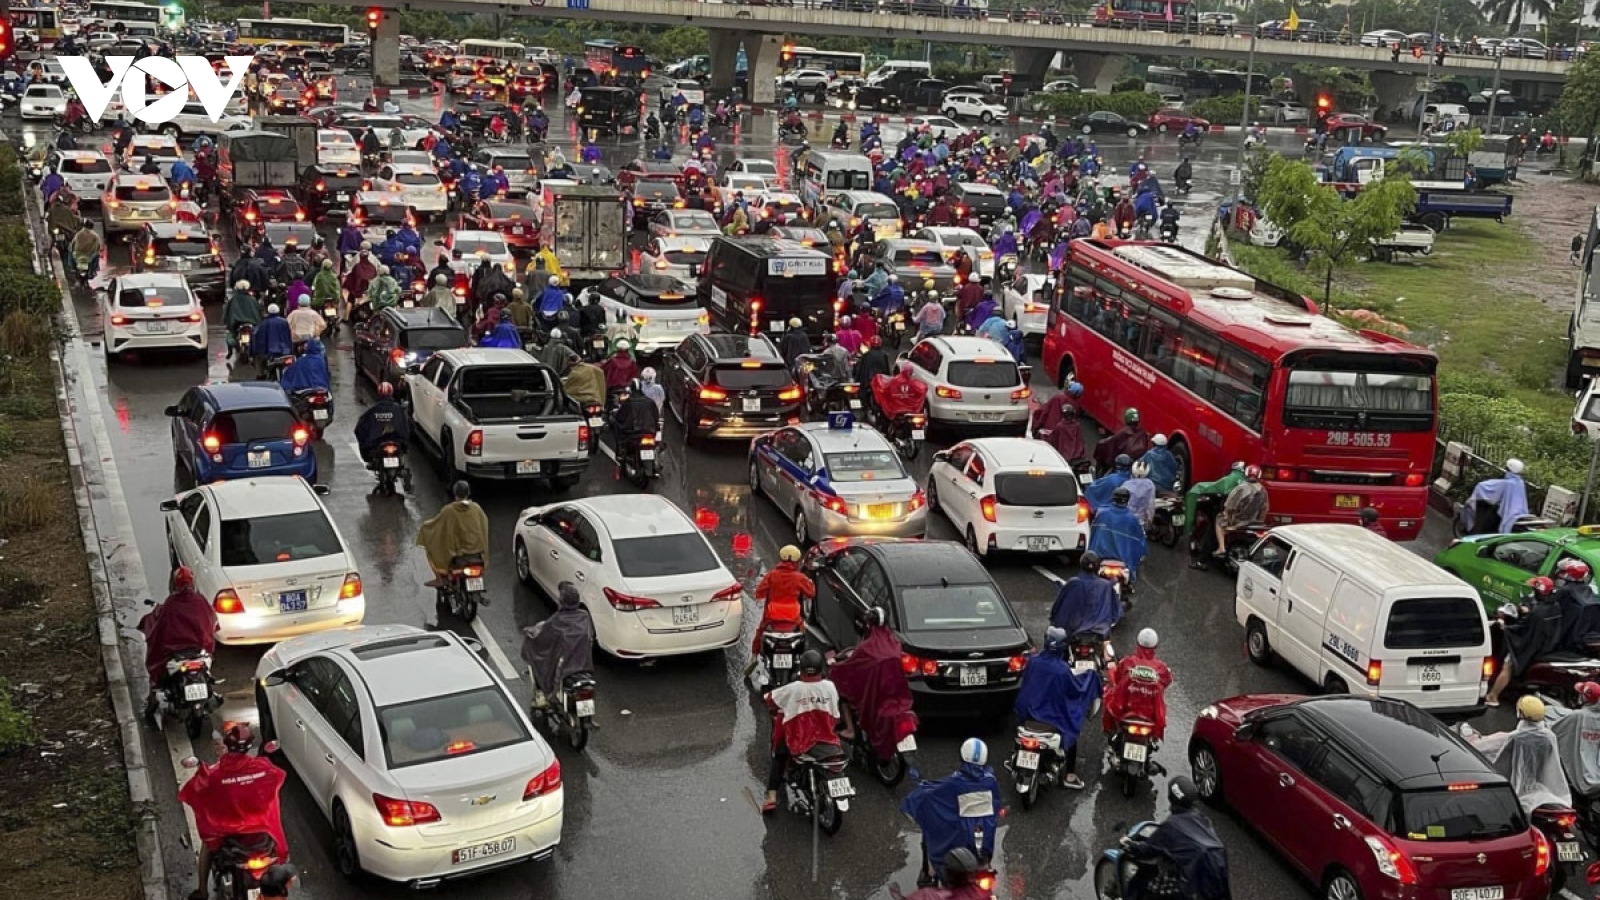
[872,372,928,419]
[178,752,289,856]
[767,675,841,755]
[1104,646,1172,739]
[755,561,814,627]
[138,589,217,685]
[601,353,638,391]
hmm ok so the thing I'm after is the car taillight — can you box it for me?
[1010,386,1031,401]
[777,386,802,402]
[1534,828,1552,877]
[1404,472,1424,487]
[908,489,926,512]
[106,199,120,209]
[603,587,661,612]
[900,652,937,676]
[524,760,562,800]
[292,427,310,446]
[465,429,483,457]
[202,433,221,453]
[712,583,742,602]
[110,313,128,326]
[213,590,243,614]
[1008,654,1027,672]
[936,385,963,400]
[820,494,848,515]
[374,793,442,827]
[339,573,362,600]
[980,495,997,522]
[699,387,727,401]
[1482,656,1495,679]
[577,424,590,447]
[1366,660,1382,686]
[186,312,202,323]
[1077,499,1090,523]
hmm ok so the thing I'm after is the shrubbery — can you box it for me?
[1187,94,1261,127]
[1032,91,1163,121]
[0,677,36,756]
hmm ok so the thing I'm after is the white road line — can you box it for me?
[471,614,522,682]
[1032,564,1065,586]
[597,441,616,462]
[162,726,203,855]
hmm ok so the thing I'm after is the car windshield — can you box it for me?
[62,157,112,174]
[740,161,777,175]
[994,472,1078,506]
[218,511,342,566]
[378,687,530,768]
[947,360,1019,388]
[1396,786,1523,841]
[899,584,1013,631]
[151,237,212,258]
[115,184,171,202]
[401,328,466,351]
[453,237,506,256]
[117,285,190,307]
[395,172,437,186]
[490,154,533,171]
[613,532,721,578]
[825,450,904,483]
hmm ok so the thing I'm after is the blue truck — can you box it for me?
[1321,146,1513,231]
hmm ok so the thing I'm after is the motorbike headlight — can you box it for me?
[401,351,417,365]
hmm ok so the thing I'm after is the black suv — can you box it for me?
[662,332,802,442]
[352,306,468,389]
[297,165,365,219]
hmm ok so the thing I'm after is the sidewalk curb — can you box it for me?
[24,188,169,900]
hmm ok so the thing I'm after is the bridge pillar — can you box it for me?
[372,9,401,89]
[1369,71,1419,122]
[1073,53,1126,95]
[708,30,743,98]
[1010,47,1053,92]
[745,33,782,107]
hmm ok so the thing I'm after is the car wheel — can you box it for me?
[1127,127,1141,138]
[979,110,995,124]
[514,538,533,586]
[440,430,461,481]
[966,525,988,560]
[794,508,811,547]
[1324,674,1349,695]
[1324,869,1362,900]
[161,124,181,139]
[1081,124,1093,135]
[1157,123,1169,134]
[255,684,277,744]
[749,457,763,497]
[1190,741,1226,807]
[926,478,941,513]
[333,803,362,879]
[1245,618,1274,664]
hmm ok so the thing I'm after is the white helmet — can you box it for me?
[549,327,562,339]
[266,303,280,315]
[1152,433,1168,446]
[616,339,631,351]
[1506,458,1526,475]
[960,737,988,766]
[888,274,899,282]
[548,275,561,286]
[234,279,250,291]
[641,366,657,383]
[1131,461,1149,478]
[1137,628,1159,649]
[377,265,390,276]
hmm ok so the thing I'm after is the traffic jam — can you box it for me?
[15,5,1599,900]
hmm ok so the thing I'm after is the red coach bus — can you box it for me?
[1042,241,1437,539]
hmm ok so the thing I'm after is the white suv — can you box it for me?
[158,100,253,139]
[941,92,1007,123]
[903,335,1030,433]
[927,438,1090,559]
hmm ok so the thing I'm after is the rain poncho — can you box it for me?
[1084,468,1130,510]
[481,321,523,349]
[1050,572,1121,637]
[279,339,331,393]
[311,267,340,305]
[1031,396,1087,463]
[1130,808,1231,900]
[563,362,607,407]
[1220,480,1269,530]
[830,625,918,762]
[1465,472,1531,533]
[1470,720,1573,814]
[138,588,218,684]
[1013,644,1101,742]
[520,588,596,695]
[178,751,289,856]
[1504,598,1565,676]
[1124,476,1157,528]
[223,289,262,331]
[1089,503,1148,580]
[416,499,490,572]
[367,274,401,310]
[1140,445,1180,493]
[1096,425,1153,472]
[1556,582,1600,654]
[1550,703,1600,798]
[976,315,1008,344]
[900,762,1003,881]
[1186,469,1244,533]
[252,314,294,360]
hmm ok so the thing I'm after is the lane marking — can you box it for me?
[1033,564,1065,586]
[470,613,522,682]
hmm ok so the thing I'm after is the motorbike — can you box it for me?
[56,113,95,135]
[879,410,927,461]
[1008,719,1070,810]
[210,832,283,900]
[643,120,662,142]
[1459,721,1588,891]
[230,323,253,365]
[288,387,333,439]
[371,440,410,496]
[831,134,851,150]
[883,309,909,350]
[798,353,862,417]
[779,120,809,141]
[1094,820,1182,900]
[846,716,917,787]
[1174,177,1192,196]
[584,331,610,362]
[438,553,485,622]
[1177,132,1201,150]
[780,741,853,837]
[1452,499,1554,538]
[1147,493,1184,548]
[1107,715,1162,797]
[1159,220,1179,244]
[536,669,597,751]
[712,106,739,128]
[144,637,221,739]
[263,354,294,383]
[1538,139,1558,157]
[1099,557,1132,607]
[1134,215,1155,241]
[615,431,659,488]
[1190,494,1269,575]
[754,622,806,691]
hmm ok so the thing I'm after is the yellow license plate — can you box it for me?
[866,503,896,520]
[1335,494,1361,509]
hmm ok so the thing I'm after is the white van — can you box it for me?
[1235,524,1491,713]
[1422,102,1469,130]
[796,149,872,208]
[866,59,931,84]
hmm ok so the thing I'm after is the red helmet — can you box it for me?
[1244,464,1263,480]
[222,722,255,754]
[172,565,195,591]
[1578,682,1600,706]
[377,381,394,398]
[1526,575,1556,597]
[1555,558,1593,584]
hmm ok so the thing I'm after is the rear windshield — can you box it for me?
[740,161,777,175]
[360,204,409,223]
[395,172,437,186]
[378,687,530,769]
[115,184,171,202]
[62,157,112,175]
[117,285,190,307]
[613,532,721,578]
[402,328,466,352]
[1396,786,1523,841]
[713,364,791,390]
[457,365,554,396]
[662,250,705,266]
[994,472,1077,506]
[669,211,717,232]
[826,450,905,483]
[151,237,212,258]
[960,192,1006,210]
[218,511,342,566]
[1384,597,1485,650]
[899,584,1013,632]
[856,203,899,221]
[637,182,679,199]
[581,91,627,109]
[947,360,1019,388]
[453,237,506,257]
[210,409,299,445]
[895,249,946,267]
[1283,367,1435,432]
[490,155,533,170]
[133,142,180,158]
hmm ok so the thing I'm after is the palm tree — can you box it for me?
[1480,0,1554,34]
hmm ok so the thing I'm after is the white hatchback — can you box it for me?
[100,273,206,359]
[512,495,744,659]
[371,163,449,218]
[440,229,515,276]
[637,235,710,289]
[926,438,1090,559]
[254,625,561,887]
[913,226,995,279]
[317,128,363,167]
[1000,272,1051,338]
[903,335,1030,433]
[161,476,366,644]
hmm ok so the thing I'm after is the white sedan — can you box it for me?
[440,229,516,276]
[161,476,366,644]
[19,84,67,120]
[913,226,995,279]
[637,235,710,288]
[254,624,561,886]
[371,163,450,219]
[512,495,744,659]
[1000,272,1052,339]
[646,208,721,240]
[101,273,207,359]
[317,128,362,167]
[1360,29,1408,47]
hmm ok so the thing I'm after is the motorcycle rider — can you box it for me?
[1085,453,1134,510]
[639,367,665,414]
[872,360,930,429]
[1464,458,1531,534]
[871,273,906,318]
[1212,465,1267,564]
[1552,559,1600,656]
[252,304,295,379]
[1122,776,1231,900]
[416,480,490,596]
[1469,695,1572,816]
[1185,461,1245,568]
[747,545,816,673]
[776,316,811,369]
[285,295,325,347]
[763,649,842,813]
[1139,434,1179,492]
[69,219,103,283]
[352,382,411,475]
[1103,628,1172,744]
[563,357,608,410]
[1124,461,1158,529]
[1173,158,1193,193]
[1090,486,1149,586]
[1032,382,1089,466]
[222,280,262,356]
[1096,408,1153,473]
[611,378,661,457]
[536,275,570,334]
[139,154,161,176]
[1159,201,1181,239]
[310,259,340,313]
[138,566,217,721]
[1551,681,1600,800]
[1050,551,1122,662]
[901,739,1004,886]
[521,581,595,710]
[177,723,289,900]
[830,606,913,752]
[1486,576,1567,707]
[279,336,331,400]
[1013,626,1101,791]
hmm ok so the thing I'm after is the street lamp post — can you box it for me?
[1234,13,1257,207]
[1485,50,1505,129]
[1416,1,1444,132]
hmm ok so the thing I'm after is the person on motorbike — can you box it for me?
[828,605,911,748]
[1173,158,1193,193]
[1085,453,1134,510]
[364,264,401,313]
[1464,458,1531,534]
[763,648,841,812]
[279,336,331,403]
[1014,626,1100,791]
[611,376,660,449]
[480,310,523,349]
[749,544,816,667]
[636,367,665,414]
[1552,681,1600,799]
[1104,628,1172,741]
[170,155,197,192]
[1122,776,1231,900]
[563,355,606,408]
[1050,550,1122,656]
[416,480,489,591]
[138,565,217,720]
[1090,486,1149,585]
[222,281,262,354]
[1096,407,1153,473]
[286,294,325,346]
[139,154,161,176]
[901,739,1004,885]
[45,187,81,252]
[913,290,946,340]
[521,581,596,710]
[1032,382,1088,466]
[1183,461,1245,568]
[1468,696,1572,816]
[835,315,864,356]
[535,275,569,333]
[310,257,340,308]
[1137,434,1178,492]
[832,120,849,147]
[579,138,602,165]
[1212,464,1267,562]
[1124,461,1158,530]
[853,336,892,397]
[177,723,289,900]
[1159,202,1181,237]
[1486,576,1568,706]
[69,220,103,283]
[342,248,379,306]
[901,848,992,900]
[873,360,929,426]
[251,304,295,378]
[1552,558,1600,655]
[353,381,411,471]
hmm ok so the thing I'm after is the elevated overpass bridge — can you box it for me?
[344,0,1571,110]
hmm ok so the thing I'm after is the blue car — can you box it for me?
[165,382,317,485]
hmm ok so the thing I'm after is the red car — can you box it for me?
[460,199,541,252]
[617,160,686,191]
[1323,113,1389,142]
[233,189,306,242]
[1189,694,1550,900]
[1147,109,1210,134]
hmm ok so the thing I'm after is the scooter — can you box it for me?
[615,431,660,488]
[370,439,410,496]
[779,739,853,837]
[536,669,597,752]
[141,620,221,740]
[1107,716,1163,797]
[1158,220,1179,244]
[1094,821,1180,900]
[1147,493,1184,548]
[798,353,862,417]
[876,409,927,460]
[438,553,485,622]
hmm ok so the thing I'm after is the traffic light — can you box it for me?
[164,3,183,30]
[0,16,12,62]
[1315,94,1332,124]
[366,8,382,35]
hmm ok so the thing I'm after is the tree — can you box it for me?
[1480,0,1554,33]
[1547,0,1585,45]
[1446,127,1485,158]
[1557,49,1600,167]
[1256,157,1415,310]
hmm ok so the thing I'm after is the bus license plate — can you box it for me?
[1027,536,1053,553]
[382,457,400,468]
[465,577,485,592]
[959,667,987,687]
[279,591,308,612]
[672,606,699,626]
[1123,742,1148,763]
[1016,749,1040,770]
[1335,494,1361,509]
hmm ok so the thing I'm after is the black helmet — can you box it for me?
[943,847,980,885]
[1080,550,1102,572]
[259,864,298,898]
[451,480,471,501]
[1114,453,1132,470]
[223,721,255,754]
[857,606,887,633]
[797,649,826,675]
[1169,774,1198,809]
[1112,486,1131,506]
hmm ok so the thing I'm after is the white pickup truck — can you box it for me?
[404,348,590,489]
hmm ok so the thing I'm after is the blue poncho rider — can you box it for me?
[1013,626,1101,791]
[900,738,1004,888]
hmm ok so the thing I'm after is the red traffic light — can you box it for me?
[365,7,382,30]
[0,15,13,61]
[1316,95,1331,109]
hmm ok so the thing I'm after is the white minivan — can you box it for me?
[1235,524,1491,714]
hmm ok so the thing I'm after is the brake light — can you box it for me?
[1008,654,1027,672]
[143,252,155,265]
[976,873,995,892]
[936,385,963,399]
[1274,467,1295,481]
[908,489,926,512]
[316,179,326,191]
[1533,828,1551,877]
[1077,499,1090,523]
[106,199,120,209]
[339,572,362,600]
[390,348,405,363]
[603,587,661,612]
[712,583,742,602]
[244,854,273,872]
[910,414,927,427]
[1404,472,1424,487]
[373,793,442,827]
[654,258,669,269]
[820,494,848,515]
[292,426,310,446]
[110,313,128,326]
[244,210,256,222]
[1556,811,1579,830]
[186,312,203,323]
[1010,386,1031,401]
[1018,735,1040,750]
[578,424,590,447]
[465,429,483,457]
[777,386,802,402]
[699,387,727,401]
[524,759,562,800]
[179,659,207,672]
[1366,659,1382,686]
[900,652,937,676]
[213,590,243,614]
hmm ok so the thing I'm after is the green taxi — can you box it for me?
[1432,525,1600,611]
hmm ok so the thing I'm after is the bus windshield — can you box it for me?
[1282,366,1435,432]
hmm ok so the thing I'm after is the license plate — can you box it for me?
[382,457,400,468]
[312,408,329,421]
[452,837,515,865]
[142,320,171,334]
[672,606,699,626]
[1172,513,1185,527]
[511,226,524,234]
[959,666,988,687]
[587,417,603,428]
[897,734,917,752]
[1027,536,1053,552]
[849,399,862,409]
[1122,741,1148,763]
[465,577,485,592]
[773,653,792,668]
[1016,749,1040,770]
[240,333,252,346]
[640,448,656,460]
[743,398,761,413]
[183,683,210,702]
[911,429,925,440]
[247,450,271,468]
[1418,663,1442,684]
[1073,659,1098,674]
[322,307,336,318]
[768,320,783,332]
[575,698,596,716]
[1335,494,1361,509]
[279,590,308,612]
[967,217,980,227]
[866,503,895,519]
[827,776,856,798]
[1451,889,1504,900]
[970,412,1003,423]
[516,460,537,474]
[1560,842,1583,862]
[894,321,907,332]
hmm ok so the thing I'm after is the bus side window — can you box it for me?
[1212,348,1270,431]
[1146,310,1183,378]
[1118,293,1150,357]
[1176,326,1222,401]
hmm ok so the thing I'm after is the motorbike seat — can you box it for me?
[213,832,279,866]
[1537,651,1596,665]
[562,671,596,689]
[797,742,846,764]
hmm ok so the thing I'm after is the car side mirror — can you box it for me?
[164,405,181,417]
[932,451,949,463]
[259,670,288,687]
[159,499,178,512]
[1233,722,1256,742]
[405,364,420,375]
